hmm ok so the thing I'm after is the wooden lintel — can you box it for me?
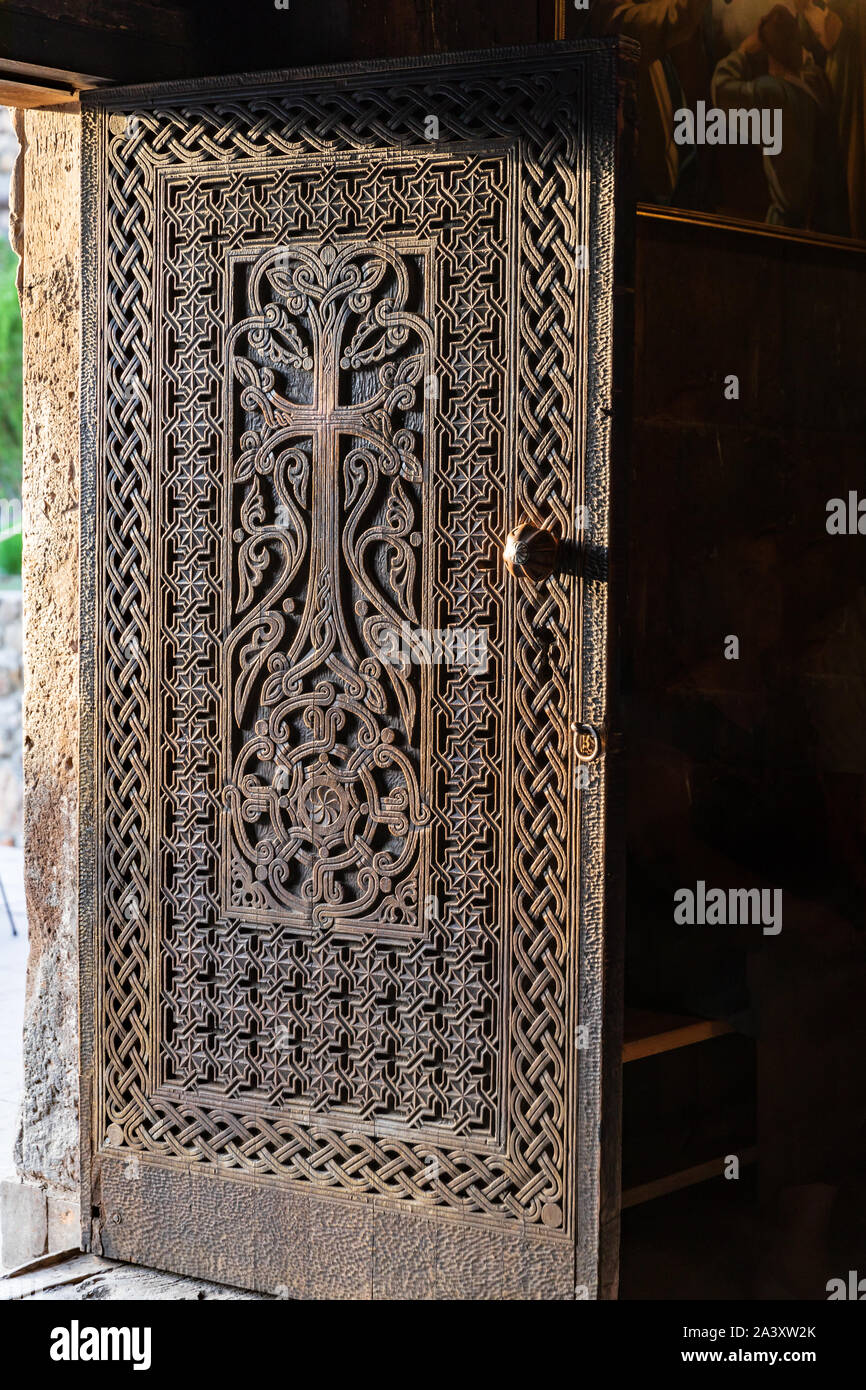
[0,76,78,109]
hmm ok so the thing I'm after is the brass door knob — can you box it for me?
[503,524,559,581]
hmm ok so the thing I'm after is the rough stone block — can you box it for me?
[0,1178,47,1268]
[47,1189,78,1254]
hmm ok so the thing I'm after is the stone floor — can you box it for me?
[0,1249,269,1300]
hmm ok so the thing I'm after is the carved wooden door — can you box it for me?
[80,42,634,1300]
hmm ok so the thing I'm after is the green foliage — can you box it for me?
[0,526,20,576]
[0,237,22,507]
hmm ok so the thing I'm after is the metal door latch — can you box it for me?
[571,721,602,762]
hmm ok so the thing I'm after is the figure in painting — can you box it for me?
[573,0,713,204]
[797,0,866,237]
[712,4,848,231]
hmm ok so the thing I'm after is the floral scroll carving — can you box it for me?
[222,241,433,935]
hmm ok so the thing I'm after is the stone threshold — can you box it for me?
[0,1247,271,1300]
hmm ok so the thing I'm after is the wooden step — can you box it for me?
[622,1147,758,1209]
[623,1008,734,1063]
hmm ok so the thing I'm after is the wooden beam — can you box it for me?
[0,78,76,109]
[0,57,108,89]
[0,1,203,86]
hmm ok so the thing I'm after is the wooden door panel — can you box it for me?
[79,42,634,1299]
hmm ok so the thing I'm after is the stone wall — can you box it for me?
[0,589,22,844]
[2,104,81,1261]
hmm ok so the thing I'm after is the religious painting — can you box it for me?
[567,1,866,242]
